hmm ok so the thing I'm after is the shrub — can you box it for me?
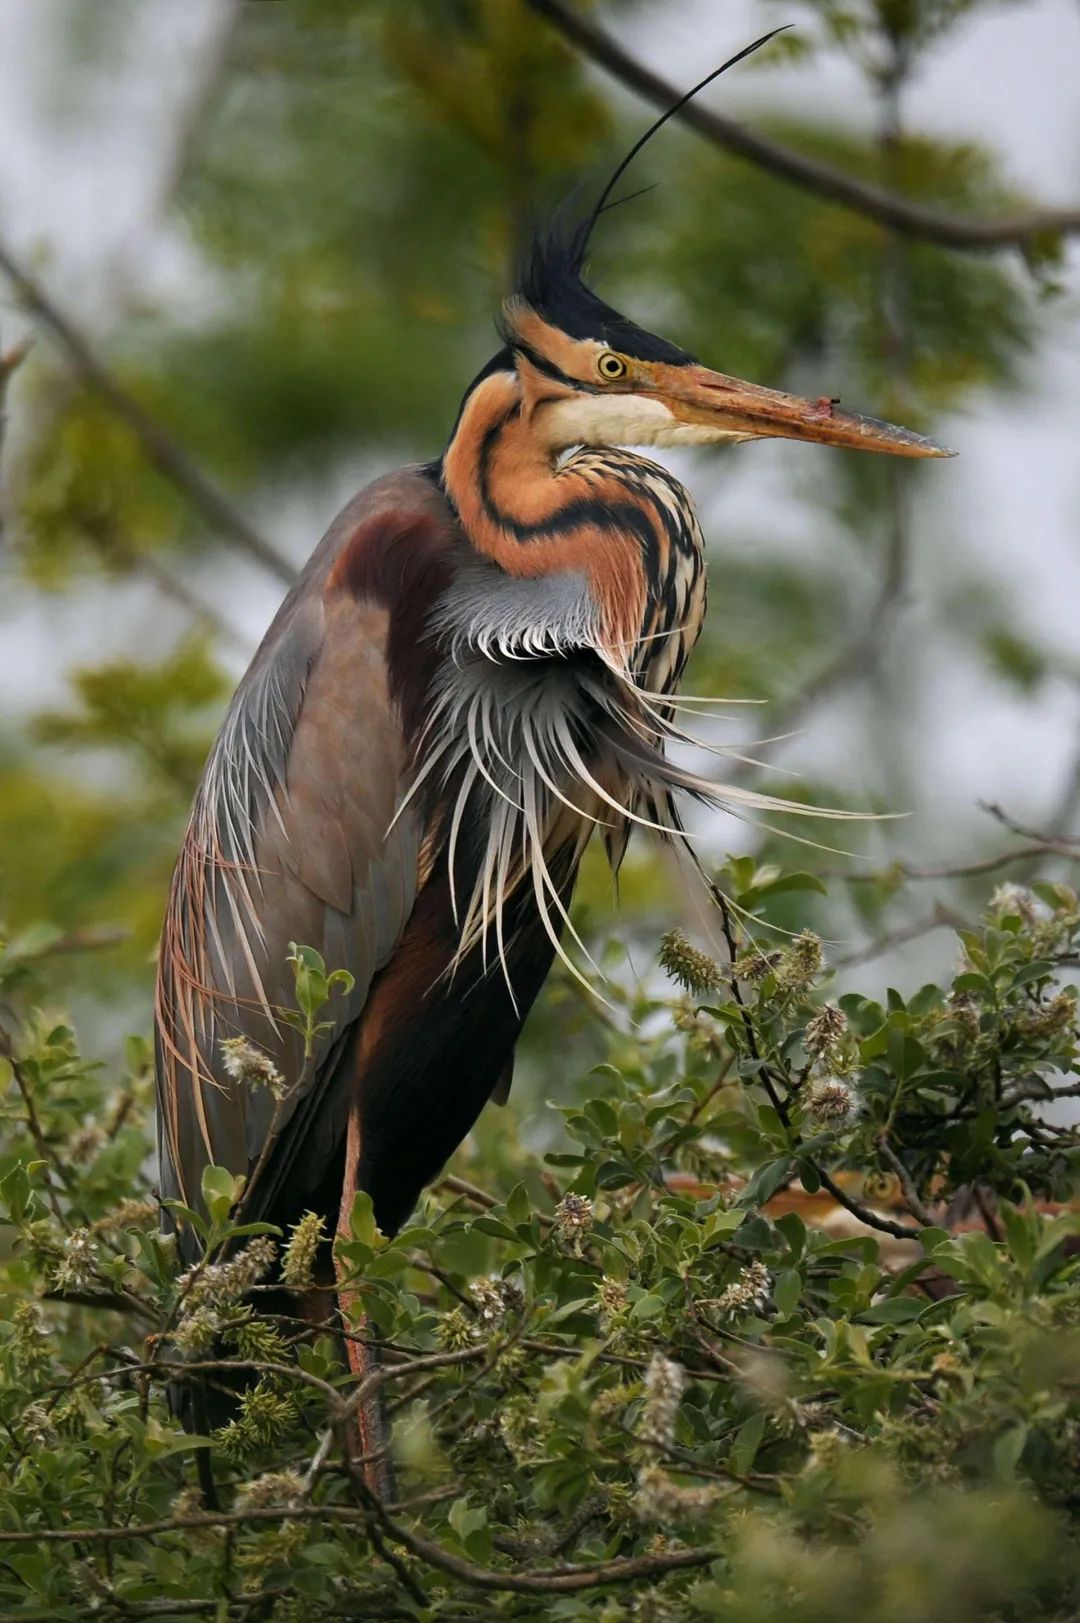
[1,864,1079,1619]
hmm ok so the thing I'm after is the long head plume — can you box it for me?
[573,26,793,268]
[508,28,792,371]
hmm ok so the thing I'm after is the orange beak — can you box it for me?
[660,363,954,458]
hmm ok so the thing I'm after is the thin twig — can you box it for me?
[17,924,131,958]
[829,843,1078,883]
[876,1133,934,1226]
[436,1173,500,1210]
[0,1023,75,1229]
[711,886,922,1242]
[0,334,32,537]
[135,546,249,648]
[832,903,968,970]
[811,1164,922,1242]
[1042,692,1080,845]
[438,1171,555,1228]
[772,505,909,741]
[980,801,1080,854]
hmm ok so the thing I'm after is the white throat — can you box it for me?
[543,392,747,450]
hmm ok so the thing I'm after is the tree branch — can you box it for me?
[525,0,1080,251]
[877,1132,935,1226]
[830,842,1078,884]
[0,333,31,538]
[0,235,295,586]
[0,1502,717,1593]
[811,1164,922,1242]
[123,541,249,647]
[979,801,1080,854]
[832,902,968,970]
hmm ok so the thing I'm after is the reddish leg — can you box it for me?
[335,1102,396,1501]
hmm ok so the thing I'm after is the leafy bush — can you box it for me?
[2,864,1080,1620]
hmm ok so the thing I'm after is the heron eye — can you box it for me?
[597,352,627,380]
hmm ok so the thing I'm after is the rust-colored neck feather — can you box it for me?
[441,370,649,658]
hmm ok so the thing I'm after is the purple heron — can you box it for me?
[154,36,950,1490]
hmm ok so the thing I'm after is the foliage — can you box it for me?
[2,864,1080,1619]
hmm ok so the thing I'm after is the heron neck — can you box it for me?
[441,370,647,652]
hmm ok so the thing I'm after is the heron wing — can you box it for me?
[154,467,454,1233]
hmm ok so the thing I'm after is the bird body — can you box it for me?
[155,431,708,1245]
[156,218,950,1254]
[155,152,950,1500]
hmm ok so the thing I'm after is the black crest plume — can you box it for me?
[514,27,790,358]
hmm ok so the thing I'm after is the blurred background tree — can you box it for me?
[1,0,1079,1087]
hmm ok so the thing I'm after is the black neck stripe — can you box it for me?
[473,413,663,598]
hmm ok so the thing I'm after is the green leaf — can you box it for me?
[860,1296,924,1325]
[161,1201,209,1243]
[0,1162,36,1225]
[223,1221,281,1241]
[738,1157,793,1209]
[998,1199,1038,1272]
[773,1268,802,1317]
[1010,960,1057,987]
[775,1211,806,1260]
[953,971,996,1001]
[506,1182,531,1227]
[200,1163,244,1225]
[702,1207,746,1246]
[729,1411,766,1474]
[993,1423,1028,1480]
[741,871,828,904]
[348,1188,378,1249]
[796,1159,821,1194]
[630,1293,665,1322]
[471,1216,519,1242]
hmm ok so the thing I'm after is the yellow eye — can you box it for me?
[597,352,627,381]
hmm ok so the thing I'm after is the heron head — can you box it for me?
[501,219,952,461]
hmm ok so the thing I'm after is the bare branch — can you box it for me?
[0,333,32,538]
[18,924,131,957]
[980,801,1080,854]
[0,235,295,586]
[437,1170,555,1227]
[832,902,968,970]
[124,542,250,647]
[436,1172,500,1210]
[877,1133,935,1226]
[1041,694,1080,844]
[525,0,1080,251]
[148,0,247,226]
[830,843,1078,884]
[812,1164,922,1242]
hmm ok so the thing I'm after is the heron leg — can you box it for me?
[335,1101,396,1502]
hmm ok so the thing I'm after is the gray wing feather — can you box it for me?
[155,468,447,1230]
